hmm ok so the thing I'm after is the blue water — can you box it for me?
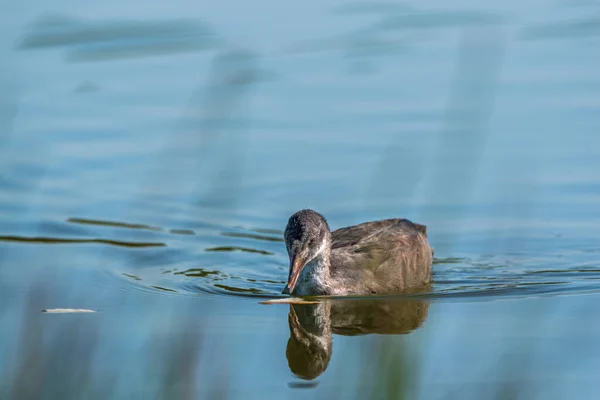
[1,0,600,398]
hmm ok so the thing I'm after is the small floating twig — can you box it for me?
[260,297,319,305]
[41,308,97,313]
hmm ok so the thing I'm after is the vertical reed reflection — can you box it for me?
[422,26,506,248]
[2,278,217,399]
[131,47,259,214]
[0,74,18,154]
[6,281,108,399]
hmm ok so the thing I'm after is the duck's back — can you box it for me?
[329,219,433,295]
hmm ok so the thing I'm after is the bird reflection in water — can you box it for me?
[285,288,430,381]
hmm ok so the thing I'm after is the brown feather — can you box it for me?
[329,219,433,295]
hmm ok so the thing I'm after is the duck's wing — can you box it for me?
[330,219,432,293]
[331,219,427,250]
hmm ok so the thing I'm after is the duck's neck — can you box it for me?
[296,242,332,296]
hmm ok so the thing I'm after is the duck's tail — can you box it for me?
[414,223,434,256]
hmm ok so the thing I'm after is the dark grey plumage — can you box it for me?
[283,209,433,296]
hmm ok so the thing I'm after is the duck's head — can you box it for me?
[282,209,331,295]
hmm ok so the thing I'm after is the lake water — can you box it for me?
[1,0,600,398]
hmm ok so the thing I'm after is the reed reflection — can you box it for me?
[285,290,430,381]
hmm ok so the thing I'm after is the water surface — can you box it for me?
[1,0,600,398]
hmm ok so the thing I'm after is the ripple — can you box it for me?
[288,381,320,389]
[0,235,165,248]
[246,227,284,235]
[220,231,284,242]
[151,285,178,293]
[56,220,599,303]
[432,257,465,264]
[67,217,162,231]
[110,257,600,303]
[169,229,196,235]
[122,272,142,281]
[177,280,283,299]
[430,256,600,300]
[213,284,268,295]
[205,246,273,255]
[17,14,218,62]
[67,216,204,237]
[174,268,225,278]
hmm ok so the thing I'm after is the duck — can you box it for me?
[282,209,433,296]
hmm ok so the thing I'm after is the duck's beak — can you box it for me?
[282,253,306,295]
